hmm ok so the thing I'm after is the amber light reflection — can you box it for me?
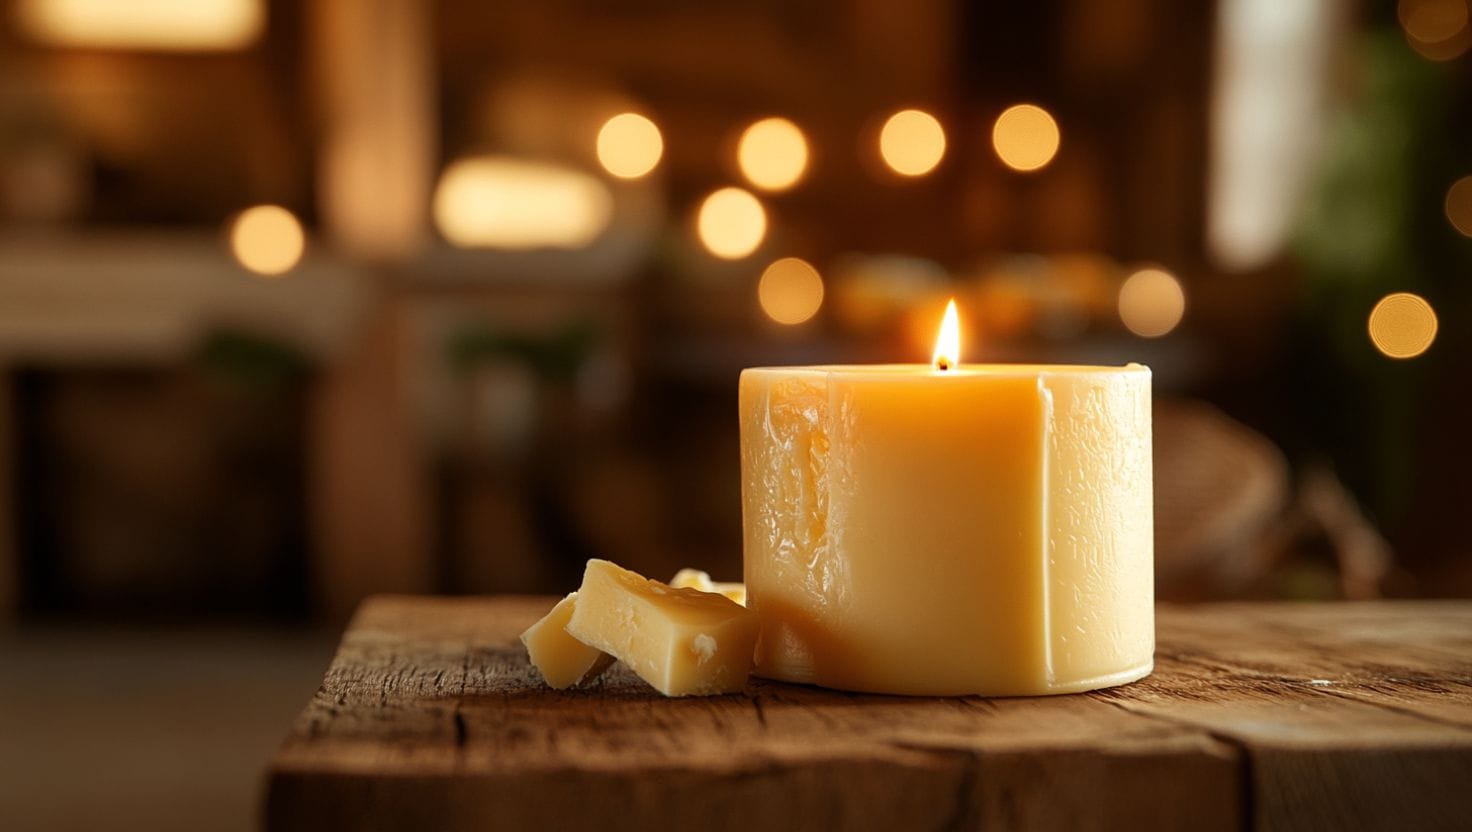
[229,204,305,277]
[879,109,946,177]
[991,104,1061,173]
[1368,292,1439,359]
[596,112,663,179]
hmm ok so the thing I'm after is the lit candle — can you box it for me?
[739,300,1153,696]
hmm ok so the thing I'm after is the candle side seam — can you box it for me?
[1037,378,1056,689]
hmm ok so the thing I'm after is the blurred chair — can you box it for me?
[1154,398,1394,601]
[1154,398,1290,599]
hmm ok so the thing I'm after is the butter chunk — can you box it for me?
[521,593,614,689]
[670,568,747,606]
[568,559,758,696]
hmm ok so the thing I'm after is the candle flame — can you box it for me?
[932,298,961,371]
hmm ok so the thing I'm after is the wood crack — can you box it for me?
[1095,694,1255,832]
[940,747,981,832]
[878,740,982,832]
[751,693,768,729]
[452,710,468,747]
[452,640,472,760]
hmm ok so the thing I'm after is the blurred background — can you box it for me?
[0,0,1468,828]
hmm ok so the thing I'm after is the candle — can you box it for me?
[739,300,1153,696]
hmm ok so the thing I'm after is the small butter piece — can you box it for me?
[569,559,759,696]
[670,568,748,606]
[521,593,614,689]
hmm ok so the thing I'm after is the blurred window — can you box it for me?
[1209,0,1342,271]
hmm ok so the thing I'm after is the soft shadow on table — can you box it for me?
[0,626,337,832]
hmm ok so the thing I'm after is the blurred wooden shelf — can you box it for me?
[268,595,1472,831]
[650,330,1210,391]
[0,231,368,365]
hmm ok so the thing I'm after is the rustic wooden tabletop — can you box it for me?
[266,596,1472,831]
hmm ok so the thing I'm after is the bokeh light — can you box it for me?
[229,205,305,277]
[596,113,663,180]
[737,117,809,192]
[1368,292,1438,359]
[757,257,824,325]
[878,109,946,177]
[696,187,767,259]
[1445,176,1472,237]
[1398,0,1471,60]
[433,156,613,249]
[15,0,263,50]
[1118,268,1185,337]
[992,104,1061,173]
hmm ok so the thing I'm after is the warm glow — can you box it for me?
[758,258,824,325]
[932,298,961,371]
[229,205,304,277]
[16,0,263,50]
[992,104,1061,173]
[1401,0,1468,41]
[696,187,767,260]
[1445,176,1472,236]
[737,118,809,192]
[1369,292,1438,359]
[1118,268,1185,337]
[596,113,663,179]
[433,156,612,250]
[879,110,946,177]
[1399,0,1472,60]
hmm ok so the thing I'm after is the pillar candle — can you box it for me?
[739,304,1153,696]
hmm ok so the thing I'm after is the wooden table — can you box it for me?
[266,597,1472,831]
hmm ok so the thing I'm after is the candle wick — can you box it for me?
[936,358,951,372]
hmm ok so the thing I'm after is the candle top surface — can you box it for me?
[742,362,1150,379]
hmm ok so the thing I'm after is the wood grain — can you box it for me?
[1101,603,1472,832]
[267,597,1472,831]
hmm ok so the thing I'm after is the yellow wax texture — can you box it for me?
[567,559,759,697]
[520,593,615,689]
[670,568,748,606]
[739,364,1154,696]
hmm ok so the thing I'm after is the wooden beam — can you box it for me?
[312,0,434,262]
[306,303,435,621]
